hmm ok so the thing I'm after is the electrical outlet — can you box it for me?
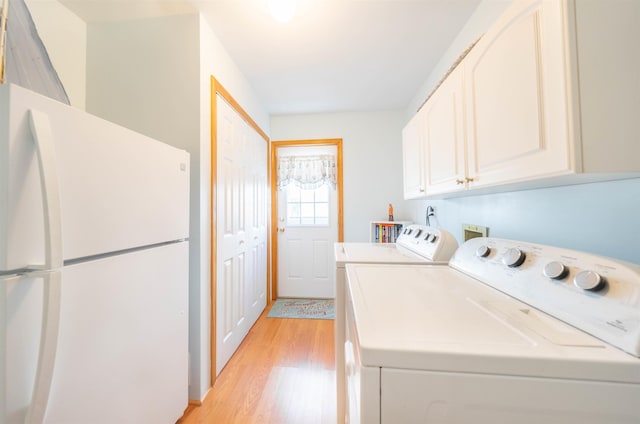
[462,224,488,241]
[426,205,436,217]
[425,205,436,226]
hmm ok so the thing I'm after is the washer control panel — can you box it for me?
[450,237,640,357]
[396,224,458,262]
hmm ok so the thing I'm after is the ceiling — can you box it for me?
[58,0,483,115]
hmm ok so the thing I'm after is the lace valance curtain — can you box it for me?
[277,155,337,190]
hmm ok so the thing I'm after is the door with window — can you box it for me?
[275,144,340,298]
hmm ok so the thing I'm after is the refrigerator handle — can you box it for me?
[24,271,62,424]
[24,109,64,423]
[28,109,63,270]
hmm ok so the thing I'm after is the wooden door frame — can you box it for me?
[270,139,344,301]
[210,76,270,387]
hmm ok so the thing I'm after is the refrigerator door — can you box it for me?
[46,241,189,423]
[1,241,189,423]
[1,273,49,424]
[0,84,190,271]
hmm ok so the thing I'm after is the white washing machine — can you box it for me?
[334,224,458,424]
[344,237,640,423]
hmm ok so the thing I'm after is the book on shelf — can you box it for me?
[371,221,409,243]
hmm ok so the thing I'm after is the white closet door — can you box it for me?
[215,95,267,376]
[245,130,268,327]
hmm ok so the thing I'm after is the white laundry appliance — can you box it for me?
[0,84,190,423]
[345,237,640,424]
[334,224,458,424]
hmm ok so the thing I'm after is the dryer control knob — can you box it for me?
[574,271,606,291]
[476,245,491,258]
[502,248,526,268]
[543,261,568,280]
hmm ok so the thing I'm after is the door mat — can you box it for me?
[267,298,335,320]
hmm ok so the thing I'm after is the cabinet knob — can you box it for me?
[419,188,425,192]
[465,177,475,183]
[455,179,465,185]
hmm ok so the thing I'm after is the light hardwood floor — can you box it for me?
[177,304,336,424]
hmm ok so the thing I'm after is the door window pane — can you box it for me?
[315,203,328,219]
[285,183,330,226]
[300,188,314,203]
[287,203,301,225]
[315,185,329,202]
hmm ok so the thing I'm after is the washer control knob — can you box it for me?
[502,248,526,268]
[574,271,606,291]
[543,261,568,280]
[476,245,491,258]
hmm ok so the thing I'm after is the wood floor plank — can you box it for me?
[178,305,336,424]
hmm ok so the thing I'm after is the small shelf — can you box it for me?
[370,221,412,243]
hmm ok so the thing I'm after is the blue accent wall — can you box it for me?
[410,178,640,264]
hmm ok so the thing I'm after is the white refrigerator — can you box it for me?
[0,84,190,423]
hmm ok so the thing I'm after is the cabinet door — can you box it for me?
[423,66,466,195]
[402,111,426,199]
[464,0,573,188]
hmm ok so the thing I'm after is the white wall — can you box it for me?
[32,4,269,402]
[24,0,87,109]
[85,13,269,402]
[84,12,207,400]
[194,14,269,401]
[199,15,270,133]
[405,0,511,119]
[405,0,640,264]
[85,15,200,146]
[270,111,407,242]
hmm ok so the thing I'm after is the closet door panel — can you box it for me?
[215,94,267,376]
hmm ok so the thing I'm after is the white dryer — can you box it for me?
[334,224,458,424]
[345,237,640,423]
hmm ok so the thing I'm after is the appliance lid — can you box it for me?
[334,224,458,266]
[450,237,640,358]
[346,264,640,384]
[334,242,434,266]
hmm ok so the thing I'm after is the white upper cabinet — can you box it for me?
[423,66,466,195]
[465,0,572,189]
[403,0,640,199]
[402,110,426,199]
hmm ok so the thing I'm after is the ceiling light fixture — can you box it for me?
[269,0,296,23]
